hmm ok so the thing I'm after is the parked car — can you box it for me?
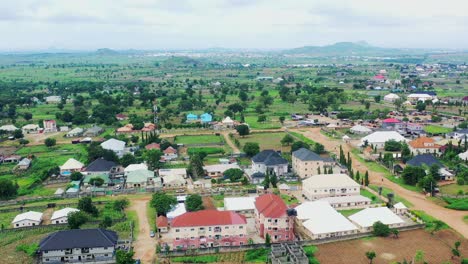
[150,230,155,238]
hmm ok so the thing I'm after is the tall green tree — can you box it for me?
[185,194,204,212]
[150,192,177,216]
[243,142,260,157]
[67,211,88,229]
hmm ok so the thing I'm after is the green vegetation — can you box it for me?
[303,245,320,264]
[338,208,363,217]
[440,184,468,195]
[244,248,270,263]
[187,147,224,155]
[442,197,468,211]
[280,194,299,205]
[369,185,413,207]
[172,255,219,263]
[423,125,452,134]
[15,243,39,256]
[360,189,383,204]
[237,132,287,150]
[411,210,449,231]
[175,135,222,145]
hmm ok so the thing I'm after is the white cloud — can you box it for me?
[0,0,467,50]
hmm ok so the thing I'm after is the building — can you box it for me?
[82,174,111,187]
[381,118,403,129]
[167,203,187,220]
[0,124,18,132]
[459,150,468,161]
[452,129,468,140]
[157,216,169,233]
[22,124,40,134]
[124,163,148,173]
[125,169,158,188]
[350,125,372,135]
[360,131,407,148]
[100,138,126,158]
[254,194,295,242]
[383,93,400,103]
[224,196,258,214]
[406,123,424,134]
[348,207,405,232]
[302,174,360,200]
[39,229,118,264]
[115,114,128,121]
[222,116,235,128]
[292,148,334,179]
[169,210,248,249]
[50,208,80,224]
[159,169,187,188]
[408,137,441,155]
[200,113,213,123]
[12,211,43,228]
[45,95,62,104]
[43,119,57,133]
[83,126,103,137]
[406,154,441,167]
[83,158,117,176]
[252,150,289,176]
[203,164,241,178]
[18,158,31,170]
[393,202,408,215]
[318,195,371,209]
[116,124,133,133]
[407,93,434,103]
[186,113,198,122]
[66,127,84,138]
[145,143,161,150]
[295,201,358,240]
[163,146,178,161]
[59,158,84,176]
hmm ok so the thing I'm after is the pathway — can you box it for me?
[222,132,240,154]
[294,127,468,238]
[128,197,156,264]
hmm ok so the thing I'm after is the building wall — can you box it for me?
[409,147,440,155]
[303,185,359,200]
[306,227,358,240]
[255,210,295,242]
[13,219,41,228]
[252,162,288,176]
[42,247,115,263]
[327,200,371,209]
[292,157,333,179]
[170,223,248,249]
[51,216,69,224]
[353,222,404,232]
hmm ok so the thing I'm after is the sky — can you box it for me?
[0,0,467,51]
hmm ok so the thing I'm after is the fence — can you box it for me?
[0,200,112,213]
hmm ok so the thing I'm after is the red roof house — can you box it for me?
[156,215,169,233]
[116,114,128,121]
[171,210,247,227]
[382,118,401,124]
[145,143,161,150]
[254,194,295,242]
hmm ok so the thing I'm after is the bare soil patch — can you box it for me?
[203,196,217,210]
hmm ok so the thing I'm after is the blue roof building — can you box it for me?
[186,113,198,122]
[200,113,213,123]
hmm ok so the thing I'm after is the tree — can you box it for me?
[391,228,399,238]
[13,129,23,139]
[265,233,271,246]
[364,171,370,186]
[365,251,376,264]
[384,140,402,151]
[374,95,381,103]
[280,134,295,146]
[120,153,136,168]
[99,216,113,228]
[270,172,278,188]
[291,141,310,152]
[150,192,177,216]
[402,166,426,186]
[78,197,98,217]
[313,143,325,154]
[113,199,130,211]
[18,139,29,146]
[0,179,19,199]
[67,211,88,229]
[243,142,260,157]
[430,220,445,235]
[185,194,204,212]
[70,172,83,181]
[144,149,163,170]
[372,221,391,237]
[23,112,33,121]
[236,124,250,137]
[263,173,270,189]
[116,250,135,264]
[224,168,244,182]
[279,116,285,124]
[355,171,361,183]
[89,177,104,187]
[44,138,56,147]
[257,115,267,123]
[400,143,412,163]
[416,101,426,112]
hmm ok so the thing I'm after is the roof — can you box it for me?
[408,93,433,98]
[164,146,177,154]
[349,207,404,228]
[145,143,161,150]
[302,174,360,189]
[384,93,400,99]
[22,124,39,130]
[125,163,148,172]
[350,125,372,133]
[167,203,187,219]
[459,150,468,160]
[159,168,187,177]
[156,216,168,228]
[83,174,110,184]
[406,154,441,167]
[224,196,257,211]
[393,202,407,209]
[409,137,440,149]
[54,188,64,195]
[0,125,18,131]
[67,127,84,134]
[361,131,406,145]
[39,229,118,251]
[278,183,290,190]
[171,210,247,227]
[12,211,43,223]
[60,158,84,170]
[254,194,288,218]
[18,158,31,166]
[200,113,213,122]
[161,173,186,185]
[187,113,198,119]
[292,148,333,162]
[318,195,371,204]
[382,118,401,123]
[84,158,117,172]
[51,208,79,221]
[101,138,125,151]
[126,169,155,183]
[203,164,241,173]
[85,126,103,134]
[252,150,288,166]
[222,116,234,123]
[296,201,358,234]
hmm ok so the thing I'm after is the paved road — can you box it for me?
[294,127,468,238]
[128,197,156,264]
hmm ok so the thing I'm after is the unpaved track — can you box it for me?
[294,128,468,238]
[222,131,240,154]
[128,196,156,263]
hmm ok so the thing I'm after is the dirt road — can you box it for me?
[294,128,468,238]
[222,132,240,154]
[128,197,156,264]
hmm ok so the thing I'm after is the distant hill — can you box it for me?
[95,48,119,55]
[282,41,406,56]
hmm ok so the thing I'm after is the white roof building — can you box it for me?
[203,164,241,176]
[22,124,40,132]
[101,138,126,157]
[167,203,187,220]
[0,125,18,132]
[295,201,358,239]
[360,131,407,148]
[318,195,371,209]
[393,202,407,210]
[458,150,468,161]
[350,125,372,134]
[158,168,187,178]
[224,196,258,212]
[51,208,80,223]
[302,174,360,200]
[383,93,400,102]
[349,207,405,230]
[124,163,148,172]
[12,211,43,227]
[59,158,84,172]
[222,116,234,124]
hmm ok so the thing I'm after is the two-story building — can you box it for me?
[254,194,295,243]
[408,136,441,155]
[169,210,248,249]
[251,150,288,176]
[38,228,118,264]
[292,148,334,179]
[302,174,360,200]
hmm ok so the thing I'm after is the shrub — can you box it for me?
[372,221,391,237]
[16,243,39,256]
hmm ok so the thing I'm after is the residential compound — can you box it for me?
[254,194,295,242]
[408,136,441,155]
[251,150,289,176]
[169,210,248,249]
[302,174,360,200]
[292,148,334,178]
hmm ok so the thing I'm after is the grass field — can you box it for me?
[369,185,413,207]
[187,147,225,155]
[360,188,383,204]
[338,208,363,217]
[423,125,452,135]
[440,184,468,195]
[236,132,288,151]
[174,135,222,145]
[280,194,299,205]
[244,115,282,129]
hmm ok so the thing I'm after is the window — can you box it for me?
[104,247,107,250]
[190,228,195,231]
[268,219,271,222]
[190,237,195,240]
[239,226,243,229]
[225,226,229,229]
[225,235,229,238]
[104,254,108,257]
[176,237,180,241]
[286,236,289,239]
[286,219,289,222]
[286,227,289,231]
[268,227,272,230]
[239,234,243,237]
[175,229,180,232]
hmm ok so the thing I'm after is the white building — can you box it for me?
[0,124,18,132]
[302,174,360,200]
[318,195,372,209]
[12,211,43,228]
[350,125,372,135]
[203,163,241,178]
[124,163,148,173]
[22,124,40,134]
[348,207,405,232]
[393,202,408,215]
[251,150,289,176]
[167,203,187,220]
[66,127,84,138]
[59,158,84,175]
[383,93,400,103]
[295,201,358,240]
[407,93,434,103]
[159,169,187,188]
[360,131,407,148]
[100,138,126,158]
[224,196,258,214]
[50,208,80,224]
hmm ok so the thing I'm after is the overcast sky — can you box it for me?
[1,0,467,51]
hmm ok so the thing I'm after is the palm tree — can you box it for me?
[365,251,376,264]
